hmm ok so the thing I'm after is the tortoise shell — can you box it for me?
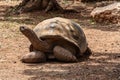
[33,17,88,54]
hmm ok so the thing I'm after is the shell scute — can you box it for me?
[33,17,88,54]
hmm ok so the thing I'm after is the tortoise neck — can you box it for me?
[20,26,49,52]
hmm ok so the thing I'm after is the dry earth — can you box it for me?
[0,1,120,80]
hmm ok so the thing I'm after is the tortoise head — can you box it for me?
[20,26,49,52]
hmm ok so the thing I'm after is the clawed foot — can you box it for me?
[21,51,46,63]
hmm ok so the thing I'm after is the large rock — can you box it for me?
[91,2,120,24]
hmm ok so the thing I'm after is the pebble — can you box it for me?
[111,43,114,45]
[105,50,107,52]
[13,61,17,63]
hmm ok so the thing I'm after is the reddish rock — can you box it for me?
[91,2,120,24]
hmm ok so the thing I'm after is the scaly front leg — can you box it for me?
[53,46,78,62]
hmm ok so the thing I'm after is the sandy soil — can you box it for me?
[0,1,120,80]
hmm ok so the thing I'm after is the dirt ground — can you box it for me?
[0,1,120,80]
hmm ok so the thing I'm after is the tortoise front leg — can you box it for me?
[21,51,46,63]
[53,46,78,62]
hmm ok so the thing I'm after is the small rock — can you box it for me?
[105,50,107,52]
[13,61,17,63]
[111,43,114,45]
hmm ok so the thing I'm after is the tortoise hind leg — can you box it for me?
[83,47,92,58]
[53,46,78,62]
[77,47,92,61]
[21,51,46,63]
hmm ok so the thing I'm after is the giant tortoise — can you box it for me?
[20,17,92,63]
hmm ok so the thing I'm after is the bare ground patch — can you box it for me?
[0,1,120,80]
